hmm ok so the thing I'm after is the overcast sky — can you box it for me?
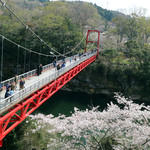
[81,0,150,17]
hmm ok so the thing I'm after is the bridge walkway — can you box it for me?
[0,52,96,114]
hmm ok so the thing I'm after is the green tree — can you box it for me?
[68,2,102,28]
[112,15,128,43]
[138,16,150,44]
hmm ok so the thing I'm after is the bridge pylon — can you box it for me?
[85,30,100,55]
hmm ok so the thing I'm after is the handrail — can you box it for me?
[0,57,73,89]
[0,52,96,112]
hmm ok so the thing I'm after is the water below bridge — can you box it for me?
[34,90,116,116]
[35,90,150,116]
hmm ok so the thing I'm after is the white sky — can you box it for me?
[82,0,150,17]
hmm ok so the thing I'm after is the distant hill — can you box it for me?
[27,0,126,21]
[94,4,126,21]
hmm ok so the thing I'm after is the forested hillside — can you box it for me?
[0,0,103,79]
[94,4,126,21]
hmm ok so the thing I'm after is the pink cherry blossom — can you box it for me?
[24,93,150,149]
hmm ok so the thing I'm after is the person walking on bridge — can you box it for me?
[37,64,43,76]
[57,63,61,71]
[6,82,11,91]
[5,89,10,98]
[10,85,14,96]
[53,59,56,68]
[70,57,72,63]
[39,64,43,75]
[20,77,25,90]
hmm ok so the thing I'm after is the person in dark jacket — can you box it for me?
[6,82,11,91]
[39,64,43,75]
[5,89,10,98]
[53,59,56,68]
[0,83,2,92]
[57,64,61,70]
[20,78,25,90]
[37,64,43,76]
[61,62,65,68]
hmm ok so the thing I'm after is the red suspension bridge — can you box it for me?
[0,0,100,147]
[0,29,100,147]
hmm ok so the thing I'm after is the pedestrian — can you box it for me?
[37,64,43,76]
[57,63,61,70]
[70,57,72,63]
[61,62,65,68]
[5,89,10,98]
[62,58,65,63]
[6,82,11,91]
[39,64,43,75]
[74,56,77,61]
[22,77,25,88]
[53,59,56,68]
[20,78,25,90]
[0,83,2,91]
[14,74,18,91]
[10,85,14,96]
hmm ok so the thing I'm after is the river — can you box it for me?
[34,90,117,116]
[34,90,150,117]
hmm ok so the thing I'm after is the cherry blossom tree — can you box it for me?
[19,93,150,150]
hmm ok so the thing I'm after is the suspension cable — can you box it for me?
[0,0,64,56]
[28,50,31,71]
[0,4,4,82]
[39,40,42,65]
[1,36,4,82]
[0,1,89,58]
[65,35,85,55]
[16,45,20,75]
[24,26,27,72]
[0,1,90,60]
[0,34,53,57]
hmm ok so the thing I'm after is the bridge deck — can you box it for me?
[0,60,69,100]
[0,57,75,114]
[0,52,96,114]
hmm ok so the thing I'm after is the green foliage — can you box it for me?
[94,4,113,21]
[68,1,103,28]
[94,4,126,21]
[125,40,140,50]
[39,0,49,2]
[112,13,150,44]
[15,118,52,150]
[101,48,119,58]
[93,41,150,98]
[80,136,87,146]
[1,1,93,80]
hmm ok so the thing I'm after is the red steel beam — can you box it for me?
[0,54,97,147]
